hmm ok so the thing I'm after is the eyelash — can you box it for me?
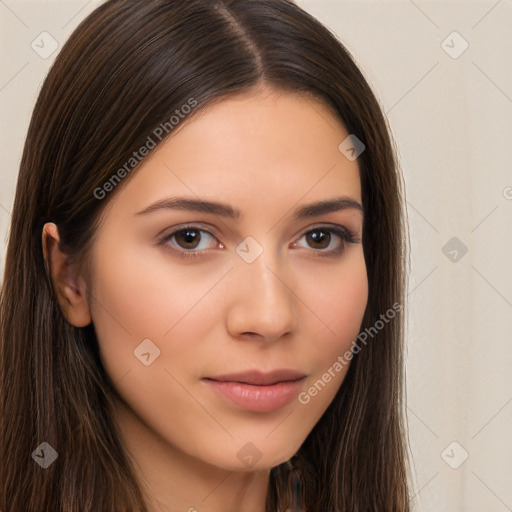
[158,224,360,260]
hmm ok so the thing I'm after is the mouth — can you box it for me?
[202,369,307,412]
[204,369,307,386]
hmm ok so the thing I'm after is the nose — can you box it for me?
[225,249,298,343]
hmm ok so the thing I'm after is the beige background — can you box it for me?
[1,1,512,510]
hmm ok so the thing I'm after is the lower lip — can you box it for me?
[203,378,305,413]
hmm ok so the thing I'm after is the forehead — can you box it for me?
[98,88,362,223]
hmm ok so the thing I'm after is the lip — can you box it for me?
[205,369,307,386]
[203,369,307,413]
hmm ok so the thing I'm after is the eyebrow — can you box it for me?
[135,196,363,220]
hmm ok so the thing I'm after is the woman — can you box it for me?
[0,0,411,510]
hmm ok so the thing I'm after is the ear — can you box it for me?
[42,222,92,328]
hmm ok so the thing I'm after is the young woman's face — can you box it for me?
[87,87,368,471]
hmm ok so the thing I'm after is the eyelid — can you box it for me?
[159,221,359,241]
[157,222,220,242]
[158,222,361,259]
[298,222,359,240]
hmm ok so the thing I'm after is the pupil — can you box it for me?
[178,229,199,248]
[308,230,329,248]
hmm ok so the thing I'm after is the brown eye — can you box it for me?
[305,229,331,249]
[293,225,356,257]
[174,228,202,249]
[161,226,219,257]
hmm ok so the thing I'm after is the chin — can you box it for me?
[208,434,306,473]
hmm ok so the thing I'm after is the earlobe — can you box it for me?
[42,222,92,328]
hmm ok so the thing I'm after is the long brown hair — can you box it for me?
[0,0,411,510]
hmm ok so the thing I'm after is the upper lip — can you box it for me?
[204,369,307,386]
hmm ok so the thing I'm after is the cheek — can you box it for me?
[325,258,368,347]
[88,240,223,382]
[305,249,368,354]
[297,250,368,403]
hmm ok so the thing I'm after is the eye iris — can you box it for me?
[171,228,339,252]
[176,229,200,249]
[307,230,330,249]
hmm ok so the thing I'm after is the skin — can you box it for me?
[43,85,368,512]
